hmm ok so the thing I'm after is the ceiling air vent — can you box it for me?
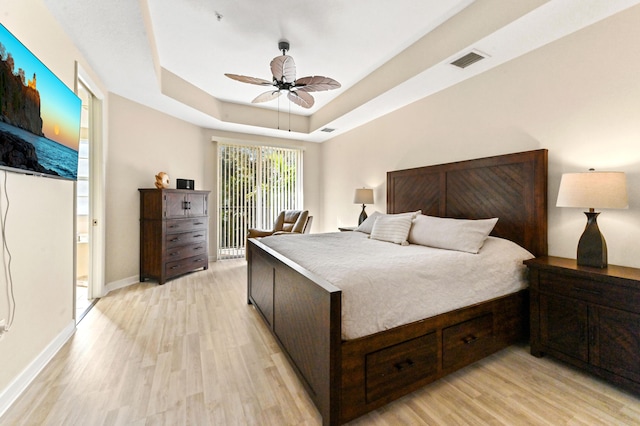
[321,127,335,133]
[450,50,486,69]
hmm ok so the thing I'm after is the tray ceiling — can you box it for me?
[43,0,640,142]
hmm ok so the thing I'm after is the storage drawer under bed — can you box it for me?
[365,332,438,402]
[442,312,495,370]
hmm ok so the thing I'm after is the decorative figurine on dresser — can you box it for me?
[139,187,210,284]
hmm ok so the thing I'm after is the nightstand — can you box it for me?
[525,256,640,394]
[338,226,357,232]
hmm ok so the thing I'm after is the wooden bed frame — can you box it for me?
[247,149,548,425]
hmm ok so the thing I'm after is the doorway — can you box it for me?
[75,68,106,323]
[75,82,93,322]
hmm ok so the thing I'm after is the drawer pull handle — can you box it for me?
[394,359,414,371]
[193,258,205,263]
[193,246,203,251]
[194,222,204,225]
[193,234,204,238]
[463,335,478,344]
[170,265,180,270]
[573,287,602,296]
[170,238,180,242]
[168,225,177,229]
[169,252,179,256]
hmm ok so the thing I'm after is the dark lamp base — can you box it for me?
[358,205,368,225]
[577,211,608,268]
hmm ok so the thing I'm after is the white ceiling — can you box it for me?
[43,0,640,143]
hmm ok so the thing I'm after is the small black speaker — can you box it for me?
[176,179,194,190]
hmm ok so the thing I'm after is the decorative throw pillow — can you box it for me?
[369,214,413,245]
[355,211,382,234]
[408,215,498,253]
[355,210,421,234]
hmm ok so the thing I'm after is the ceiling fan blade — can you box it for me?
[270,55,296,83]
[288,91,314,108]
[225,73,272,86]
[252,90,282,104]
[295,76,341,92]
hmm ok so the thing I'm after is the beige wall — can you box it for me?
[106,94,211,284]
[106,97,323,284]
[0,0,105,403]
[320,5,640,268]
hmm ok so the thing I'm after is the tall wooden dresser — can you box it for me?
[139,188,210,284]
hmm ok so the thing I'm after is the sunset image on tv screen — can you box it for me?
[0,23,81,180]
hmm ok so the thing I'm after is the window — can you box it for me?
[217,143,303,259]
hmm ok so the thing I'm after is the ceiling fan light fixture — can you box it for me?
[225,41,341,109]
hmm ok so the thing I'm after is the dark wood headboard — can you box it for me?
[387,149,548,257]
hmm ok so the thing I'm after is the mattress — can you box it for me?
[258,231,534,340]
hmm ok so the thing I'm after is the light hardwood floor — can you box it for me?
[2,259,639,425]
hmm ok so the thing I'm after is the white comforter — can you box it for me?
[258,231,534,340]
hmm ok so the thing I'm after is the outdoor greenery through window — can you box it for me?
[217,143,303,259]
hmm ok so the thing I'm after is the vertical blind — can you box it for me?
[217,143,303,259]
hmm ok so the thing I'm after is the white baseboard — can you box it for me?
[105,262,217,293]
[105,274,139,293]
[0,320,76,418]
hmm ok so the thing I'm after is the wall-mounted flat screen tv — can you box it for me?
[0,23,81,180]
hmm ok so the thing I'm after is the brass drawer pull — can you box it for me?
[463,335,478,344]
[393,359,414,371]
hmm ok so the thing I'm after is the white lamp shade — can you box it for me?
[353,188,374,205]
[556,171,628,209]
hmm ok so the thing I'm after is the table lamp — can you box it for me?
[556,170,628,268]
[354,188,374,225]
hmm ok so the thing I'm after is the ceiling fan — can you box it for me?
[225,40,341,109]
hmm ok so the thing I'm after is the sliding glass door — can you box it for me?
[217,143,303,259]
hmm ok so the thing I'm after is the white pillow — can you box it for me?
[355,210,421,234]
[408,215,498,253]
[355,211,382,234]
[370,214,413,245]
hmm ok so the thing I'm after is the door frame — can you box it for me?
[76,63,106,300]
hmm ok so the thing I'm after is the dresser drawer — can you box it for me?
[165,217,207,234]
[539,271,640,313]
[166,230,207,248]
[442,313,494,370]
[166,242,207,262]
[365,332,437,403]
[166,255,208,278]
